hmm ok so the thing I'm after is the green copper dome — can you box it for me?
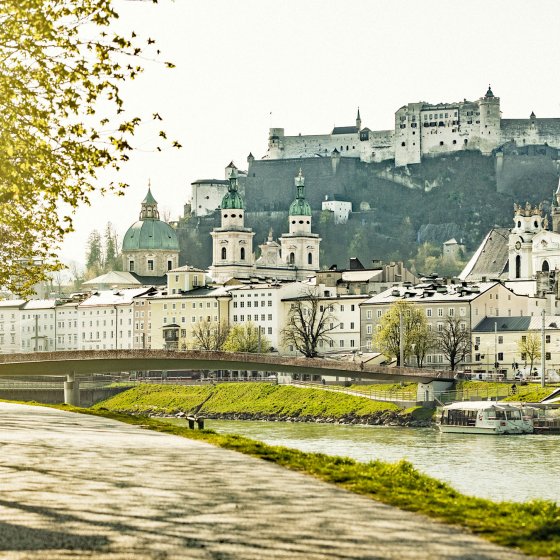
[221,167,244,210]
[122,187,179,252]
[289,168,312,216]
[122,220,179,251]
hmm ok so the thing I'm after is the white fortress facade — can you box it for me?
[264,87,560,167]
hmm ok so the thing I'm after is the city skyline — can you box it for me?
[59,0,560,267]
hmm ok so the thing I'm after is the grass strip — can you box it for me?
[53,403,560,559]
[93,383,400,418]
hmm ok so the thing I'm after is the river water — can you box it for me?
[179,419,560,503]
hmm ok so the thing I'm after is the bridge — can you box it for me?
[0,349,454,405]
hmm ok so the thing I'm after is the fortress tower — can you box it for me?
[478,85,501,154]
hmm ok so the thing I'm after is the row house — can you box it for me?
[281,291,369,356]
[472,315,560,378]
[0,300,25,353]
[360,280,545,368]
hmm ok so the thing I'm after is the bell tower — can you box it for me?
[279,169,321,279]
[508,202,544,280]
[551,178,560,233]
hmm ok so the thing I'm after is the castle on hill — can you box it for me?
[264,86,560,167]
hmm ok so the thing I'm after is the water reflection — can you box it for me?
[199,420,559,503]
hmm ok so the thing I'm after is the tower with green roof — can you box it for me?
[209,165,255,282]
[279,169,321,278]
[122,186,179,277]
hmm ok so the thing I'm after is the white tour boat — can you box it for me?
[438,401,533,435]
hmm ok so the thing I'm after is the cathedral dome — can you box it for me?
[122,219,179,251]
[122,187,179,252]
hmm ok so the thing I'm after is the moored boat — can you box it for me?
[438,401,533,435]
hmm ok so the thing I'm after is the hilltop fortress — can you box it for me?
[265,87,560,167]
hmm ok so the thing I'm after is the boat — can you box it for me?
[438,401,533,435]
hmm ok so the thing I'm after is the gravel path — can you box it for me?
[0,402,536,559]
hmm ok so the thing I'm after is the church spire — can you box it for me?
[356,107,361,130]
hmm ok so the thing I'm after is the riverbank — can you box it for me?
[70,406,560,558]
[93,383,434,427]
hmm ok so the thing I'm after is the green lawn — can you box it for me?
[94,383,400,418]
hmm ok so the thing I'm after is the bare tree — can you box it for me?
[281,287,339,358]
[436,316,471,371]
[189,319,230,351]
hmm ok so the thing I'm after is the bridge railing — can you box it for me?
[289,380,419,403]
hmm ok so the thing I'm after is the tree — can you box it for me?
[104,222,120,272]
[189,319,230,351]
[223,322,271,353]
[435,316,471,372]
[517,333,541,373]
[86,230,103,276]
[373,301,431,366]
[281,288,339,358]
[0,0,179,295]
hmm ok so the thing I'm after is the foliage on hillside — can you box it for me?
[94,383,400,418]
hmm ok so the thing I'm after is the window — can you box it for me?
[289,252,295,265]
[167,260,173,271]
[308,253,312,265]
[437,308,443,317]
[240,247,246,261]
[546,335,551,343]
[147,260,154,271]
[129,260,134,272]
[366,325,372,334]
[221,247,227,260]
[339,323,344,329]
[498,336,503,344]
[366,310,372,320]
[498,352,504,361]
[426,309,432,317]
[460,307,466,316]
[437,323,443,332]
[546,352,551,360]
[448,308,454,317]
[350,322,354,329]
[351,305,355,311]
[377,310,382,318]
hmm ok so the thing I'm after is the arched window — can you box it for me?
[221,247,227,260]
[308,252,312,265]
[289,252,295,265]
[240,247,245,261]
[516,255,521,279]
[542,260,550,272]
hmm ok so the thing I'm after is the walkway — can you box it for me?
[0,402,533,560]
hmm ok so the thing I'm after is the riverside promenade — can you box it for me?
[0,402,533,560]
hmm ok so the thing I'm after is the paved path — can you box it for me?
[0,402,536,560]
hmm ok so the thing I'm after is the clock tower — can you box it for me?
[508,202,545,280]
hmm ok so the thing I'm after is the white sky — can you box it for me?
[59,0,560,267]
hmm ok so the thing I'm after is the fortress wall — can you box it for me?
[273,133,361,159]
[501,119,560,149]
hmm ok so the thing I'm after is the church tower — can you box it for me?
[508,202,545,280]
[551,178,560,233]
[209,166,255,283]
[356,107,362,130]
[279,169,321,279]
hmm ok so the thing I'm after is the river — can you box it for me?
[169,419,560,503]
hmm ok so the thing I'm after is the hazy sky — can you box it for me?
[59,0,560,266]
